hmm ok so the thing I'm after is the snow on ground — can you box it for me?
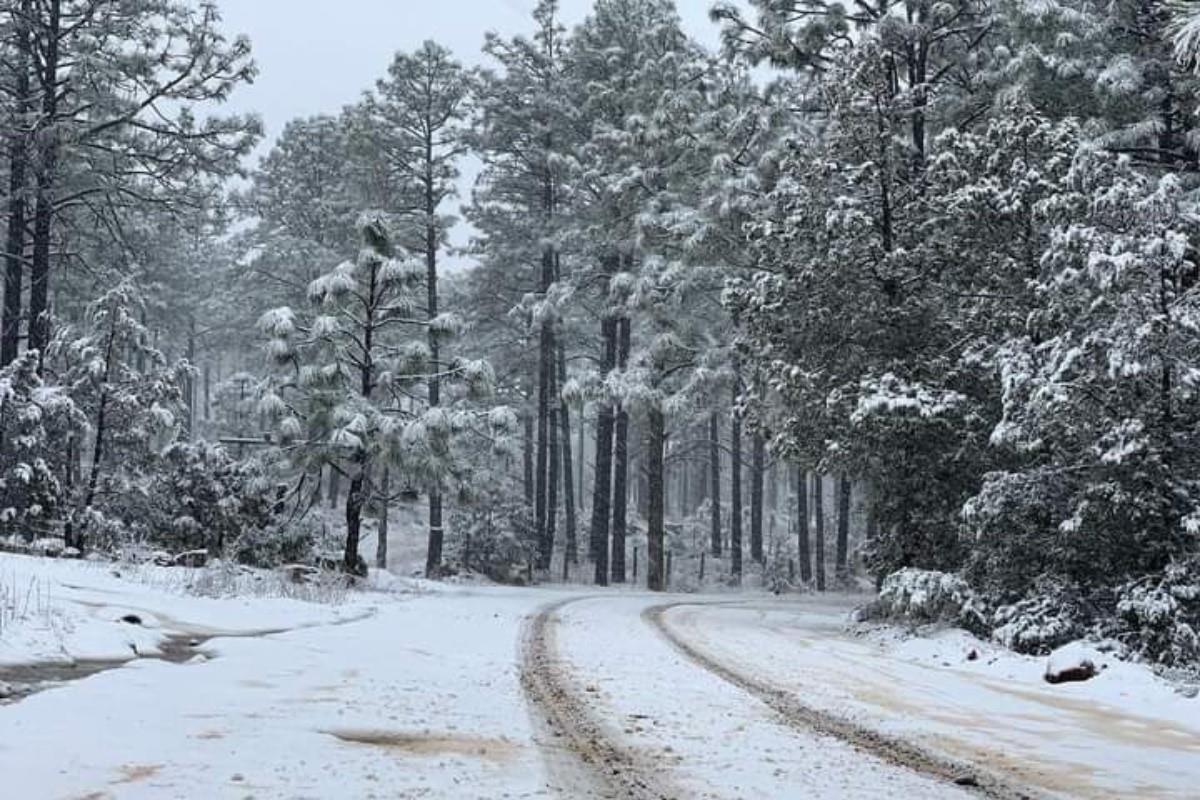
[0,552,374,667]
[660,596,1200,800]
[4,548,1200,800]
[0,559,566,799]
[553,594,974,799]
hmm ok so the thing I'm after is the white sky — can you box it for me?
[213,0,731,161]
[210,1,739,269]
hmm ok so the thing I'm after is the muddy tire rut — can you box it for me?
[645,603,1043,800]
[521,597,682,800]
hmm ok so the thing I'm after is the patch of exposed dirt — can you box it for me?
[111,763,162,784]
[191,729,225,740]
[324,729,518,763]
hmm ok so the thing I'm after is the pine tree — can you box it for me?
[6,0,257,366]
[365,42,473,577]
[260,215,495,574]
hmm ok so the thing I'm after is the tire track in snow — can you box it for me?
[521,596,683,800]
[644,602,1043,800]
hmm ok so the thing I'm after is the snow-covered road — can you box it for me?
[655,599,1200,800]
[2,556,1197,799]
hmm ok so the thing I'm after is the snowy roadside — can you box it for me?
[660,597,1200,800]
[0,552,382,670]
[0,561,570,799]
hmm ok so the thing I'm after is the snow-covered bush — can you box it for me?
[232,516,323,570]
[0,352,83,540]
[991,579,1092,655]
[1114,558,1200,668]
[142,442,279,558]
[867,568,989,634]
[449,497,535,584]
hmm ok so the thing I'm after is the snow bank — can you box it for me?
[0,552,377,668]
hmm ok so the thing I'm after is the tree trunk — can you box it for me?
[28,0,61,369]
[546,353,560,574]
[328,468,341,509]
[589,316,617,584]
[836,473,851,584]
[576,398,585,512]
[376,467,390,570]
[185,319,197,440]
[797,466,812,583]
[813,473,826,591]
[1,1,31,368]
[709,413,722,557]
[203,361,212,423]
[611,317,630,583]
[646,405,666,591]
[750,431,765,563]
[558,345,577,565]
[730,403,743,582]
[534,310,552,570]
[767,460,778,547]
[425,151,444,579]
[345,465,366,575]
[523,401,534,507]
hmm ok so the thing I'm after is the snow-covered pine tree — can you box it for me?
[965,143,1200,595]
[260,215,498,575]
[989,0,1200,169]
[58,282,187,551]
[471,0,577,576]
[362,41,473,578]
[7,0,258,365]
[727,42,984,581]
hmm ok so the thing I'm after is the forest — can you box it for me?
[2,0,1200,679]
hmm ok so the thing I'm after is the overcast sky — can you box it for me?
[213,0,731,162]
[210,1,737,269]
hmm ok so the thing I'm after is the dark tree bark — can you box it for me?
[646,405,666,591]
[709,412,722,557]
[328,467,341,509]
[836,473,851,583]
[523,399,534,507]
[750,431,765,563]
[534,254,554,570]
[345,462,367,575]
[185,319,197,439]
[558,345,577,565]
[797,466,812,583]
[545,347,560,573]
[611,316,630,583]
[813,473,826,591]
[679,447,690,519]
[424,153,444,580]
[1,0,31,368]
[28,0,61,369]
[730,402,743,581]
[635,432,649,519]
[589,316,617,584]
[203,362,212,423]
[376,468,390,570]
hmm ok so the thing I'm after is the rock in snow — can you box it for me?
[1044,642,1104,685]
